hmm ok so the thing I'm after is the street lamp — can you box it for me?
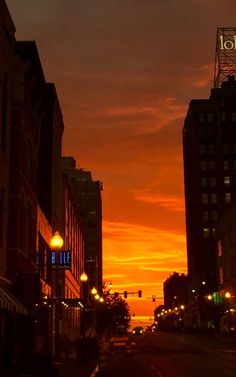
[80,271,88,282]
[91,287,97,295]
[51,231,64,250]
[51,231,63,359]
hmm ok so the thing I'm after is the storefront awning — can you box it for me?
[0,285,28,315]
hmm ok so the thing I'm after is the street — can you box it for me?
[98,331,236,377]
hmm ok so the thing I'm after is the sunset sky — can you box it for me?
[7,0,236,318]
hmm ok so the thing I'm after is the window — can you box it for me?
[224,176,230,186]
[219,267,224,285]
[232,113,236,122]
[207,113,213,122]
[222,144,228,154]
[200,161,207,170]
[212,227,216,237]
[203,227,210,238]
[201,177,207,187]
[212,211,218,221]
[221,112,226,122]
[209,145,215,154]
[200,145,206,154]
[198,113,204,122]
[217,240,223,257]
[225,193,231,203]
[210,193,217,204]
[202,211,209,221]
[202,193,208,204]
[209,161,215,169]
[209,177,216,187]
[224,161,229,170]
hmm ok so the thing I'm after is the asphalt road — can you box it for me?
[99,331,236,377]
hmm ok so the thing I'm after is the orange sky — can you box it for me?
[7,0,236,316]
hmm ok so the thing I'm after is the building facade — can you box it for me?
[183,76,236,294]
[216,205,236,332]
[61,157,103,294]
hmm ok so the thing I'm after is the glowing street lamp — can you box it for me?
[225,291,231,299]
[50,231,64,250]
[95,294,100,300]
[91,287,97,295]
[99,297,104,303]
[80,272,88,282]
[51,231,64,359]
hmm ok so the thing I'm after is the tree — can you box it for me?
[95,290,130,336]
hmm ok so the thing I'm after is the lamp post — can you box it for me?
[79,271,88,338]
[50,231,64,359]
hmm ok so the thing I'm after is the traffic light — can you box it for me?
[138,290,142,298]
[124,291,128,298]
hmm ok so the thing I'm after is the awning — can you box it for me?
[0,285,28,315]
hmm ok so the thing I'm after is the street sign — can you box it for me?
[50,250,71,269]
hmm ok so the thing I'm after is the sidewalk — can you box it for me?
[59,356,98,377]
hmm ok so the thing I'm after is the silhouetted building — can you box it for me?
[183,76,236,296]
[163,272,188,309]
[39,83,64,231]
[61,157,103,293]
[61,158,85,341]
[0,1,18,373]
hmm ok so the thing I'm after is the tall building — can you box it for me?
[183,75,236,295]
[61,157,103,293]
[0,1,16,373]
[163,272,188,310]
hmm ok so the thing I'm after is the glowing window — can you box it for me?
[203,228,210,238]
[225,193,231,203]
[224,177,230,186]
[202,211,209,221]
